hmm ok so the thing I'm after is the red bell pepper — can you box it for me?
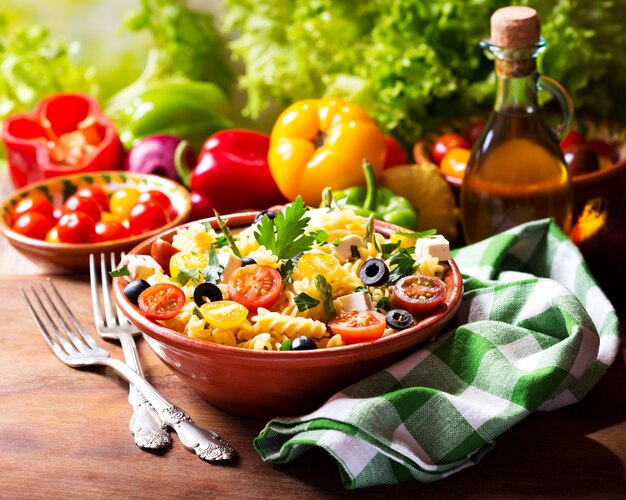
[188,129,286,219]
[1,93,123,188]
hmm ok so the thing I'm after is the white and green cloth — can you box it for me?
[253,219,621,489]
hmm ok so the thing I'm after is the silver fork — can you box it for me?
[21,280,236,462]
[89,252,171,450]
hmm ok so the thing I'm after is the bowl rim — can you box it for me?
[0,170,192,250]
[114,211,464,360]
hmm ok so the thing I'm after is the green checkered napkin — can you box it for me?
[253,219,621,489]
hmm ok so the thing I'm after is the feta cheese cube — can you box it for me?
[119,254,163,281]
[333,291,374,314]
[217,253,242,282]
[334,234,364,260]
[415,235,450,262]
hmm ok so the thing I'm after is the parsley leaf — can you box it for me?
[203,246,224,284]
[254,196,314,260]
[377,296,391,311]
[294,292,321,312]
[388,247,416,283]
[381,242,400,257]
[109,265,130,278]
[279,339,292,351]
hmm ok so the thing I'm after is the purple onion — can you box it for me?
[124,134,196,184]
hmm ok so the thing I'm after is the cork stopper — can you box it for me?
[490,6,540,48]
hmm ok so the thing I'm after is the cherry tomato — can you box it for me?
[128,201,168,236]
[431,133,470,166]
[382,135,409,169]
[394,274,446,316]
[138,283,186,320]
[46,226,60,243]
[199,300,249,328]
[588,139,616,162]
[328,310,386,345]
[151,238,181,272]
[64,194,102,222]
[93,220,131,242]
[296,253,340,280]
[465,121,485,146]
[439,147,471,179]
[169,251,208,279]
[228,264,282,312]
[137,190,177,221]
[109,188,141,220]
[560,130,586,150]
[563,144,599,176]
[75,186,109,211]
[12,212,55,240]
[57,212,96,243]
[13,192,55,221]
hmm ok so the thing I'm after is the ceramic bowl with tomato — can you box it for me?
[0,171,191,270]
[413,114,626,213]
[113,212,463,419]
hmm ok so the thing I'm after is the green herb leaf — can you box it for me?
[354,285,372,296]
[377,296,391,311]
[279,339,292,351]
[396,229,437,239]
[350,245,361,259]
[203,246,224,284]
[388,247,416,283]
[109,265,130,278]
[254,196,314,260]
[294,292,321,312]
[313,273,335,322]
[381,242,401,257]
[310,229,329,245]
[214,211,242,258]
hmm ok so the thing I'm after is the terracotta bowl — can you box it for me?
[0,171,191,270]
[413,114,626,214]
[113,212,464,419]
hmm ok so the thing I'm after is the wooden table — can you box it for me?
[1,231,625,499]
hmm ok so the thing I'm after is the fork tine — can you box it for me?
[89,253,105,331]
[111,252,133,328]
[100,253,118,327]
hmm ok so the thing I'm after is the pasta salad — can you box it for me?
[118,197,451,351]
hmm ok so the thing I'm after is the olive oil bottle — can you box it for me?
[461,6,574,243]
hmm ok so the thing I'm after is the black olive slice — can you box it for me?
[193,282,223,307]
[359,258,390,286]
[123,279,151,305]
[290,336,318,350]
[241,257,257,266]
[386,308,414,330]
[254,210,277,224]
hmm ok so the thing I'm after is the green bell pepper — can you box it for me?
[117,80,234,151]
[332,160,418,230]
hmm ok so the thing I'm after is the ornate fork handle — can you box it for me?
[119,334,171,449]
[104,356,236,461]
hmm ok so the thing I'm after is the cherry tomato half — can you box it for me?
[199,300,248,328]
[431,133,469,166]
[93,220,131,242]
[138,283,186,320]
[227,264,282,313]
[297,253,340,280]
[12,192,55,221]
[57,212,96,243]
[328,310,386,345]
[439,147,471,179]
[128,201,168,236]
[76,186,109,211]
[12,212,55,240]
[64,194,102,222]
[394,274,446,316]
[137,190,177,221]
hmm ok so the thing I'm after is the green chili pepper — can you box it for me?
[333,160,418,230]
[117,80,233,151]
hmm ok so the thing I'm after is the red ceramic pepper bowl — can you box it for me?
[113,213,464,419]
[0,171,191,270]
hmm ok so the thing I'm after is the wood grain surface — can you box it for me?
[1,254,625,498]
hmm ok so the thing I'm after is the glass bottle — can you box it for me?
[461,6,574,243]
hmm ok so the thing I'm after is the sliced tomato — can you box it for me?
[138,283,186,320]
[328,310,386,345]
[169,251,209,280]
[227,264,282,312]
[200,300,248,328]
[151,238,181,272]
[394,274,446,316]
[297,252,340,280]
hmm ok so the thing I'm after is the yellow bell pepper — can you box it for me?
[268,97,386,206]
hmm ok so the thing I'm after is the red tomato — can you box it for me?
[93,220,131,242]
[588,139,616,162]
[431,133,470,166]
[560,130,586,150]
[57,212,96,243]
[328,310,386,345]
[466,121,485,146]
[64,194,102,222]
[440,147,471,179]
[137,190,177,221]
[382,135,409,169]
[76,186,109,211]
[394,274,446,316]
[227,264,282,313]
[12,212,55,240]
[127,201,168,236]
[138,283,186,320]
[13,192,55,221]
[150,238,180,271]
